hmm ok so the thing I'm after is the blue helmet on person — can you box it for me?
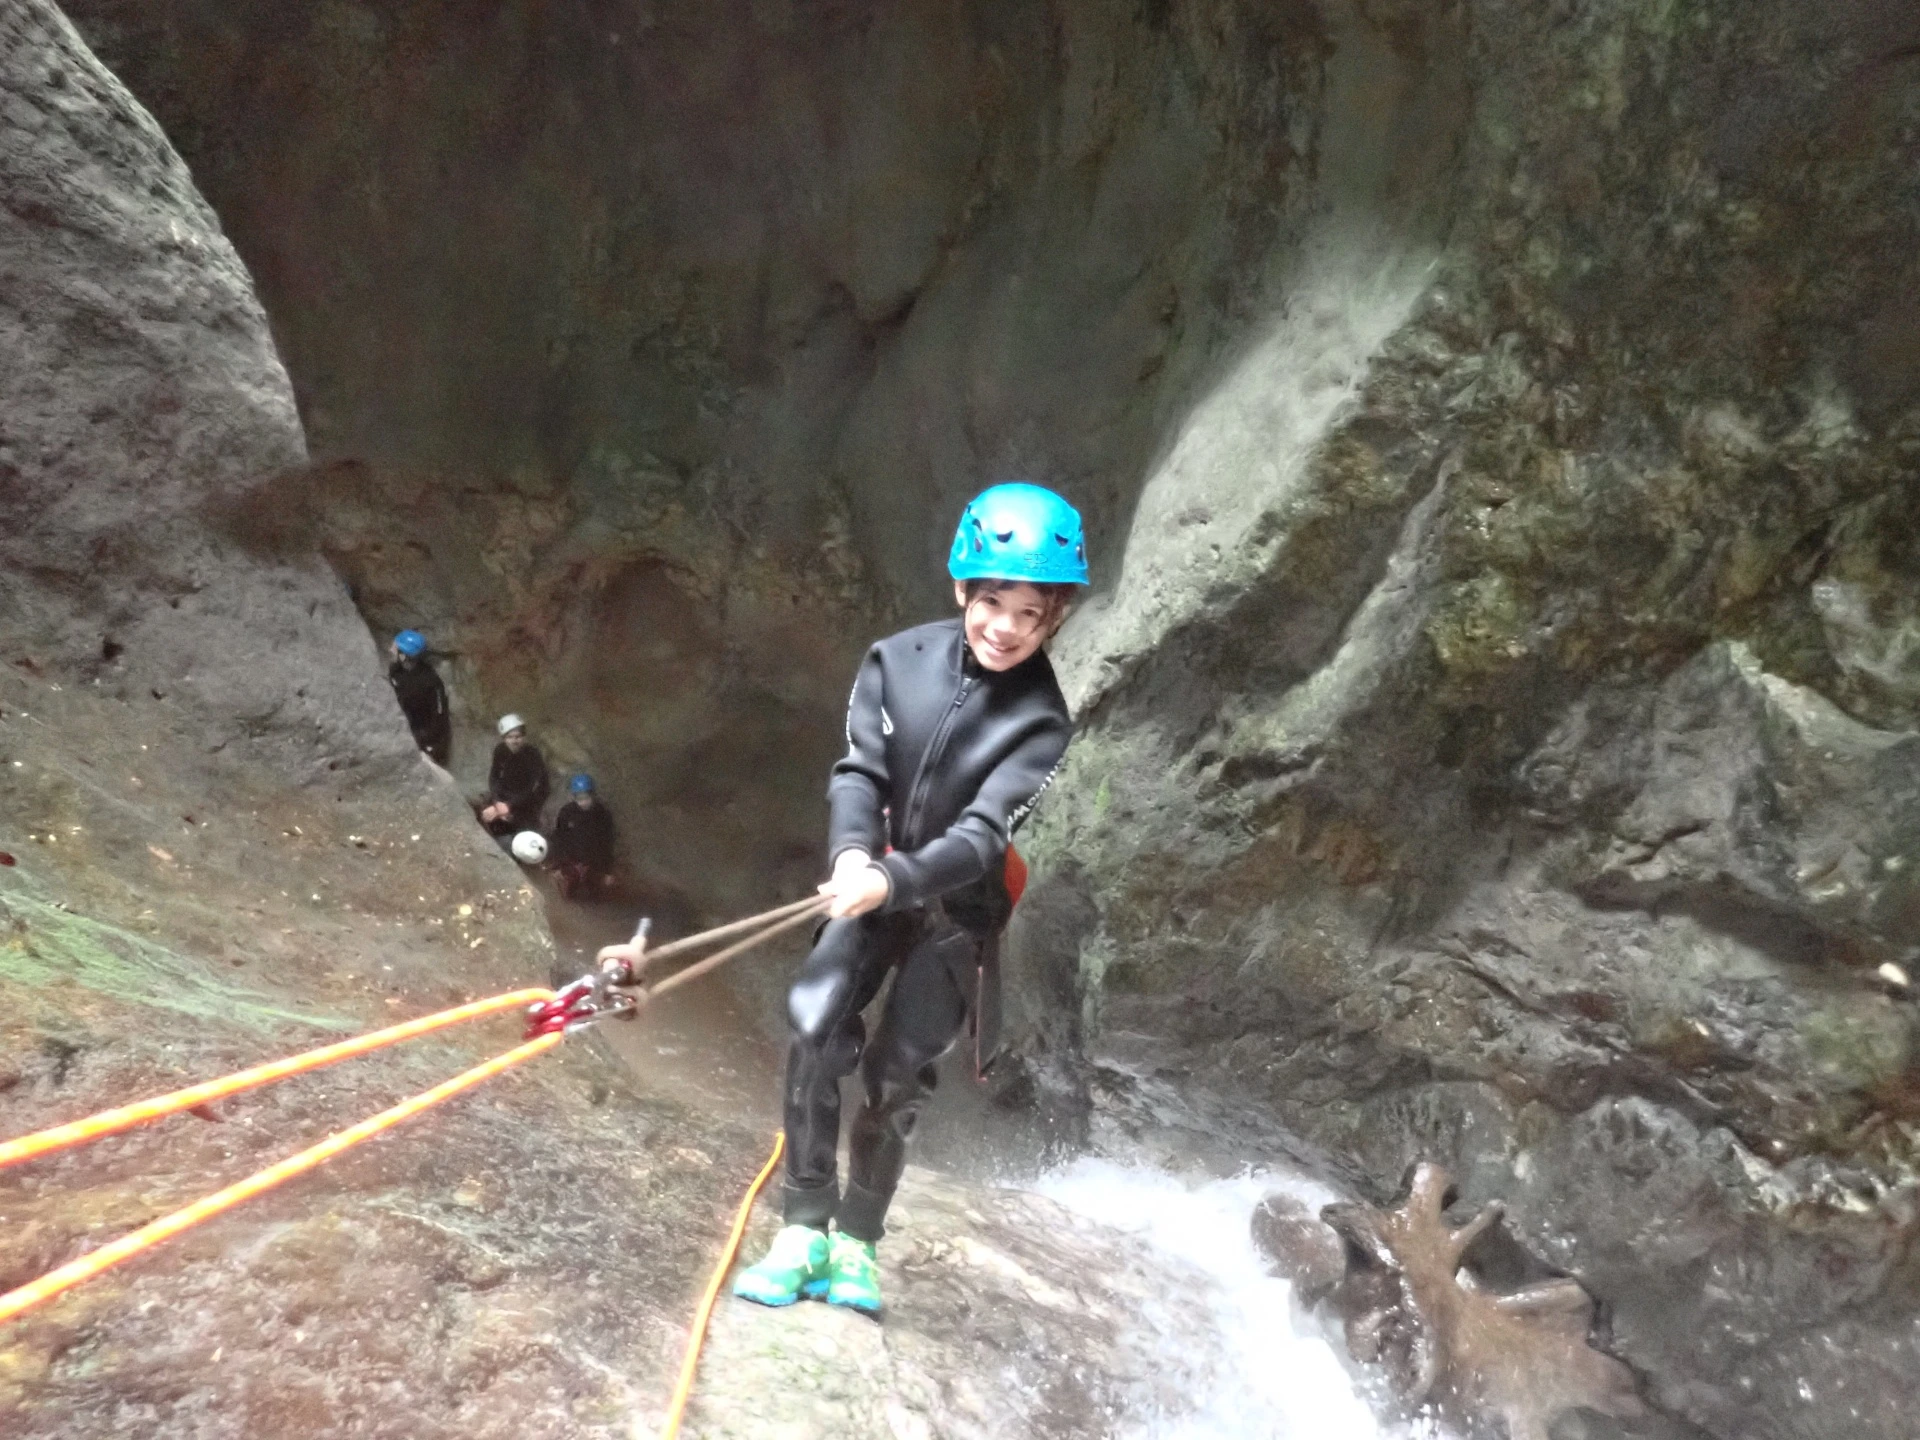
[948,483,1089,586]
[393,628,427,657]
[569,772,594,794]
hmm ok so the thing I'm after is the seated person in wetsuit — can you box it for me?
[387,628,451,765]
[477,714,549,841]
[548,772,616,899]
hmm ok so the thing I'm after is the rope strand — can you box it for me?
[0,1034,563,1326]
[0,988,554,1172]
[0,895,822,1349]
[633,895,828,969]
[658,1131,786,1440]
[642,898,830,1003]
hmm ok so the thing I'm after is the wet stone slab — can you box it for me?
[682,1170,1219,1440]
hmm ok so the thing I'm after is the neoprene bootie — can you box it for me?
[731,1224,829,1307]
[825,1231,882,1314]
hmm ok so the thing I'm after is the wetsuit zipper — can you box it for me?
[900,670,974,850]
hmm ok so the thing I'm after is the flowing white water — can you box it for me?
[1039,1158,1419,1440]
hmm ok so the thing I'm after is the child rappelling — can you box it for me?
[646,483,1084,1315]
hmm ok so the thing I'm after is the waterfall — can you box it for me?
[1040,1158,1433,1440]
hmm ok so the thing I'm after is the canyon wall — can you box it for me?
[65,0,1450,918]
[40,1,1920,1435]
[1013,3,1920,1437]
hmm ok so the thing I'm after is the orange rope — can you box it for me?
[0,988,555,1172]
[658,1130,786,1440]
[0,1033,563,1326]
[0,899,816,1340]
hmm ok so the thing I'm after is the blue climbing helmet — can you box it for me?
[393,628,427,657]
[948,483,1089,586]
[569,773,594,794]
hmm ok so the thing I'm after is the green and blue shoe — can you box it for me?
[825,1231,883,1315]
[731,1224,830,1307]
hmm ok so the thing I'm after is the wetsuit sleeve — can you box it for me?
[426,672,451,754]
[495,749,549,819]
[528,751,550,816]
[877,712,1070,912]
[587,806,614,869]
[825,646,890,864]
[546,807,575,864]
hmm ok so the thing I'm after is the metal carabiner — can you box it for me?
[523,917,653,1038]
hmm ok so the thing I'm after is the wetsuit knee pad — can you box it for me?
[787,914,903,1043]
[788,970,852,1043]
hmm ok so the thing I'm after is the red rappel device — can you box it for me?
[524,918,650,1037]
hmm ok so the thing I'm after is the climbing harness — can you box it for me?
[0,894,827,1346]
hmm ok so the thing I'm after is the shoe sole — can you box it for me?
[732,1286,802,1308]
[825,1288,883,1316]
[732,1274,830,1308]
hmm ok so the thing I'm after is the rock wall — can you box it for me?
[62,0,1457,917]
[1011,3,1920,1437]
[0,0,441,789]
[3,17,1238,1438]
[37,0,1920,1435]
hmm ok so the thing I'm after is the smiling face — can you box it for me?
[503,729,526,751]
[953,580,1059,671]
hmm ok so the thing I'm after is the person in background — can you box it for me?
[477,714,549,842]
[387,628,451,765]
[548,772,617,899]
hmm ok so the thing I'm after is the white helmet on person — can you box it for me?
[496,713,527,738]
[510,830,548,864]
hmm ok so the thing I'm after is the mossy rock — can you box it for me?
[0,877,349,1035]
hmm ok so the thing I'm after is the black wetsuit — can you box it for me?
[782,617,1071,1242]
[388,657,451,765]
[483,741,550,836]
[549,798,615,872]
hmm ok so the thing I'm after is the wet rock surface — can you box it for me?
[9,0,1920,1434]
[0,0,417,784]
[1000,2,1920,1437]
[0,629,692,1439]
[1249,1191,1345,1304]
[691,1173,1216,1440]
[1321,1163,1645,1440]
